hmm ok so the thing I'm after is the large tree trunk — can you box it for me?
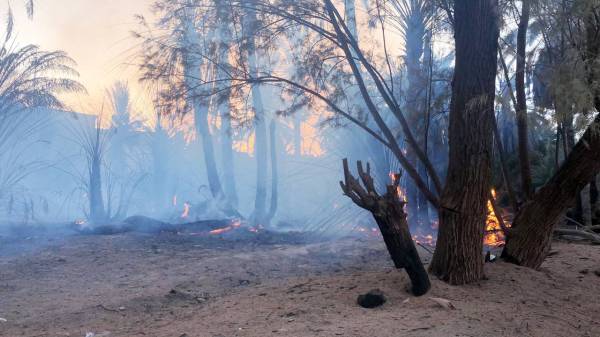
[503,113,600,268]
[515,0,533,199]
[503,6,600,268]
[429,0,499,285]
[340,160,430,296]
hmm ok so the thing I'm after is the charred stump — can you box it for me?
[340,159,431,296]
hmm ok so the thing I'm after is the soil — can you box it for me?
[1,229,599,337]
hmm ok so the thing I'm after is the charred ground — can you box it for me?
[1,229,598,337]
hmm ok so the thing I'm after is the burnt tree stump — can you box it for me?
[340,159,431,296]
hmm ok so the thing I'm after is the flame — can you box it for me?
[181,202,190,218]
[388,172,407,202]
[484,189,510,247]
[209,220,242,235]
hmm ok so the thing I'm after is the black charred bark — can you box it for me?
[340,159,430,296]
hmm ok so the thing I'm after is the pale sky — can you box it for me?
[2,0,153,117]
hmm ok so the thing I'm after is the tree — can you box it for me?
[242,3,271,225]
[386,0,437,230]
[0,18,83,199]
[213,0,239,209]
[515,0,534,200]
[266,118,279,222]
[193,0,501,287]
[503,2,600,268]
[428,0,500,284]
[137,0,238,215]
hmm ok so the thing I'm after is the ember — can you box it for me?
[209,220,242,235]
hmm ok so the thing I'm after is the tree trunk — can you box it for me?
[503,114,600,268]
[404,5,427,230]
[215,0,239,208]
[591,175,599,225]
[406,151,420,228]
[340,159,430,296]
[560,113,586,224]
[429,0,499,285]
[266,119,279,223]
[181,10,225,202]
[194,106,224,200]
[581,183,592,227]
[503,8,600,268]
[516,0,533,199]
[245,7,268,225]
[89,152,106,224]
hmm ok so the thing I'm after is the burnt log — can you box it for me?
[340,159,430,296]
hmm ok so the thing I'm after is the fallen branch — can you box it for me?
[554,228,600,244]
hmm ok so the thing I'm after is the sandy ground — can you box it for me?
[1,230,599,337]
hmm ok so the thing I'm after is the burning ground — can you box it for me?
[1,227,599,337]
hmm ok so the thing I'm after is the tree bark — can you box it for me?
[516,0,533,199]
[503,114,600,268]
[429,0,499,284]
[340,159,430,296]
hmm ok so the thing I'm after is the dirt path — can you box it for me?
[0,232,598,337]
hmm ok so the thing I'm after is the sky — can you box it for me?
[0,0,419,129]
[2,0,153,118]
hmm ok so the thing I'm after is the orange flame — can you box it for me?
[209,220,242,235]
[484,189,510,247]
[389,172,407,202]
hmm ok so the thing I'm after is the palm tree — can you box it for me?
[0,17,84,200]
[386,0,437,229]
